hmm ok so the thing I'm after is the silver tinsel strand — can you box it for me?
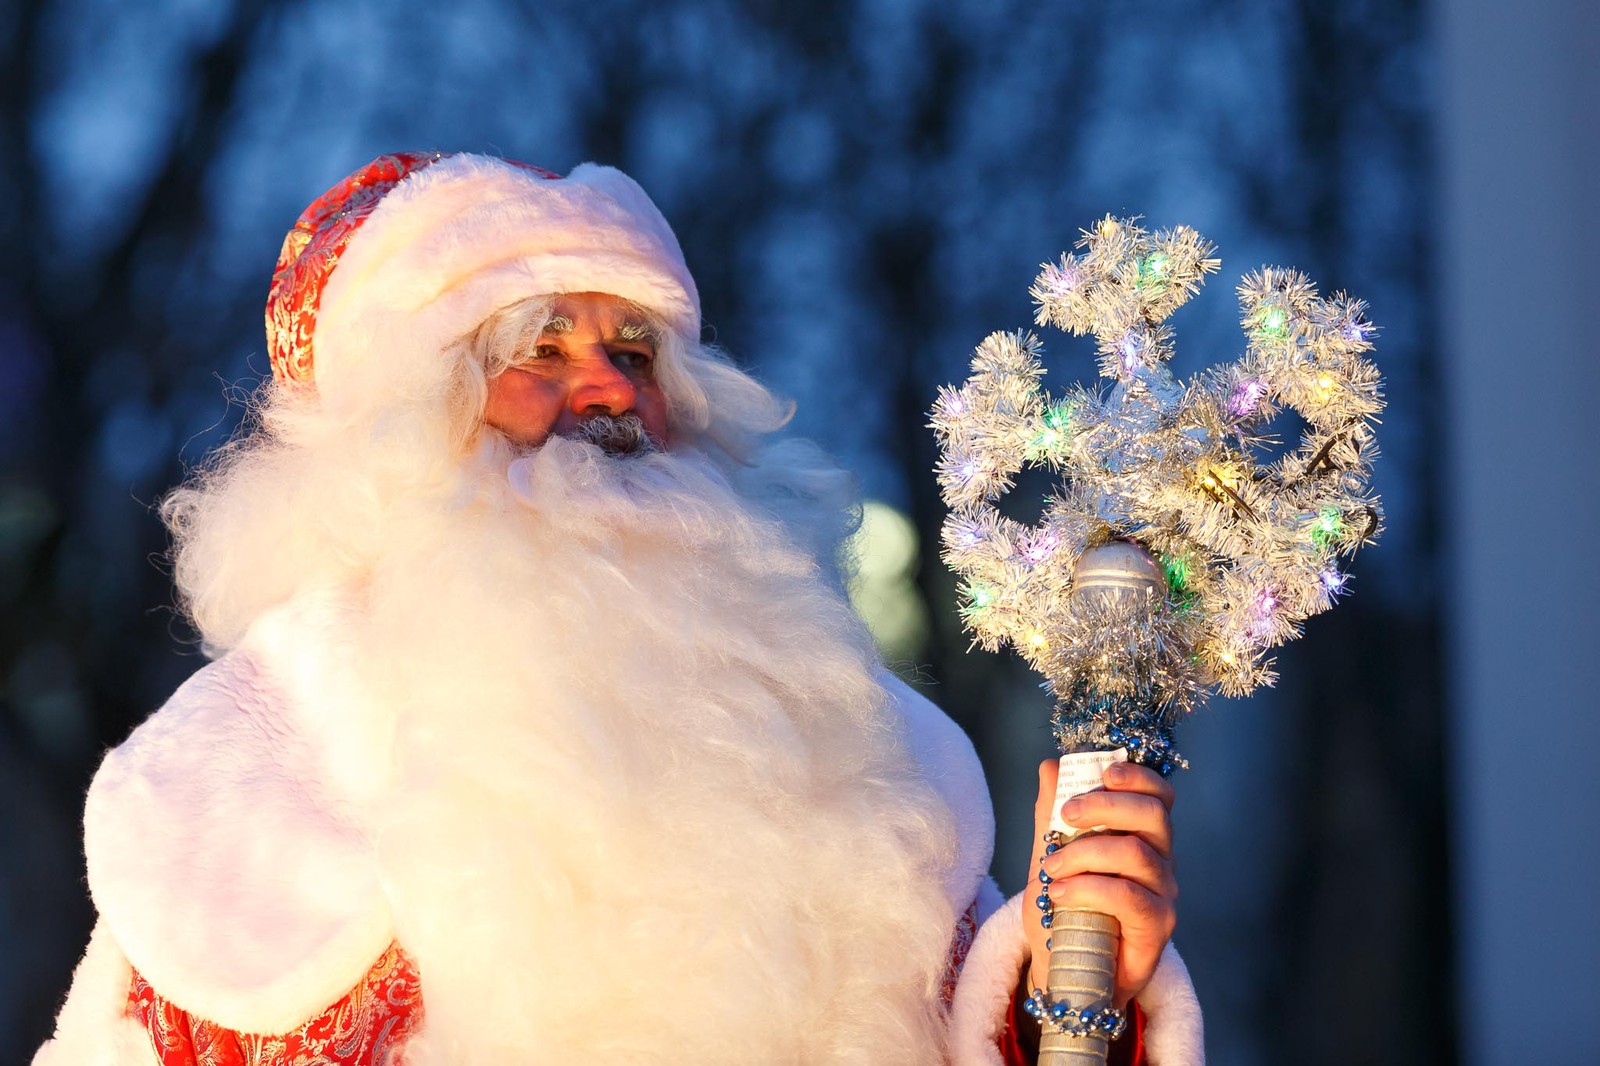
[931,217,1384,770]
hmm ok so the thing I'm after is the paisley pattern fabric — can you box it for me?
[128,943,423,1066]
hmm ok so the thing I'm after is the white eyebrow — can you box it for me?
[537,316,653,342]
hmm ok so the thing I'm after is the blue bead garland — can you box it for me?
[1022,990,1129,1040]
[1050,692,1190,777]
[1038,832,1061,928]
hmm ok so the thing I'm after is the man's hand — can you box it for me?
[1025,759,1178,1009]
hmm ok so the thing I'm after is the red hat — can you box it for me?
[265,151,701,394]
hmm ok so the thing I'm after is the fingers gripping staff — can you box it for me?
[930,218,1384,1064]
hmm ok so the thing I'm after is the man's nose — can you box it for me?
[567,350,637,416]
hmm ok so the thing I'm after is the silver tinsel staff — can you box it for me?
[930,217,1383,1064]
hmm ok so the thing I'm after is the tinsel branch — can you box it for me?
[931,217,1383,768]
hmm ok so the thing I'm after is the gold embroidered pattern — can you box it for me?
[129,942,423,1066]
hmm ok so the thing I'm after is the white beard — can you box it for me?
[358,436,960,1064]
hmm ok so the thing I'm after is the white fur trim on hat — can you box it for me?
[311,154,700,417]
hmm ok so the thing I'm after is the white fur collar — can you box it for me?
[83,593,995,1035]
[84,592,396,1034]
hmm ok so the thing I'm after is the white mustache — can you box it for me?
[563,413,659,456]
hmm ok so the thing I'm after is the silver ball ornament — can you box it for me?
[1070,541,1167,610]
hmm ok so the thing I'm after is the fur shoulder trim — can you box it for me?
[1137,941,1206,1065]
[947,894,1206,1066]
[877,671,995,913]
[34,924,156,1066]
[84,593,394,1034]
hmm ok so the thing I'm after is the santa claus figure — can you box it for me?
[35,153,1203,1065]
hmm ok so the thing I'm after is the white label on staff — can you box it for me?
[1048,748,1129,839]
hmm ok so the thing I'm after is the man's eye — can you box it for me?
[531,343,563,360]
[612,347,655,370]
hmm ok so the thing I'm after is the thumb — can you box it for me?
[1024,757,1061,991]
[1031,757,1060,863]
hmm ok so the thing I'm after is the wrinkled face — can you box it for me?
[483,292,670,450]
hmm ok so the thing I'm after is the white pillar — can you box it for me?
[1440,3,1600,1061]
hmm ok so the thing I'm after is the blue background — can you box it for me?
[2,1,1593,1062]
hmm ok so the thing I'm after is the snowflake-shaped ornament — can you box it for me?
[930,218,1383,771]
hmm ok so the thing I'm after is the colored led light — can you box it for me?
[1227,378,1269,417]
[1311,508,1342,545]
